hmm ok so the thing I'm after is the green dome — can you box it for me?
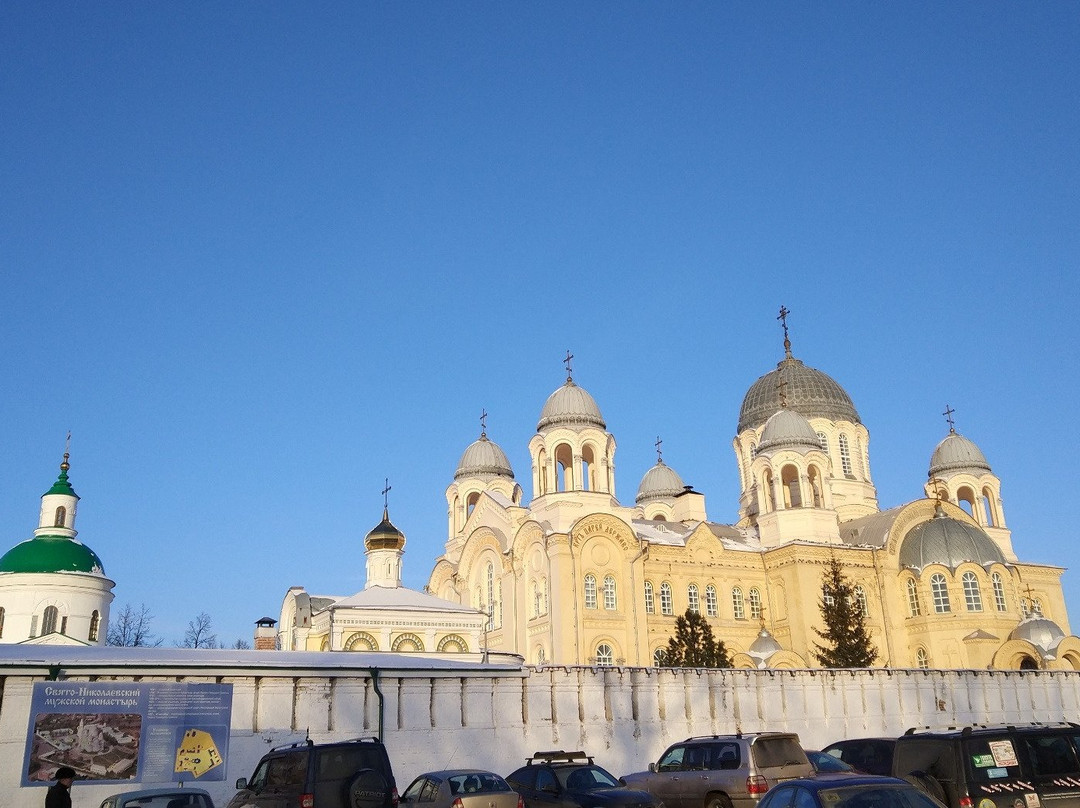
[0,535,105,575]
[44,463,79,498]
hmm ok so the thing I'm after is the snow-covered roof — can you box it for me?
[332,585,482,614]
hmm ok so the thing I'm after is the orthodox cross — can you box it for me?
[655,435,663,463]
[1022,584,1039,614]
[381,478,392,510]
[778,305,793,358]
[563,349,574,381]
[777,372,789,408]
[61,430,72,471]
[942,404,956,433]
[480,408,488,437]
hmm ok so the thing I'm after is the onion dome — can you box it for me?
[636,461,685,504]
[929,431,992,478]
[1010,605,1066,659]
[0,535,105,575]
[899,505,1005,571]
[756,408,822,455]
[455,433,514,481]
[538,380,606,432]
[748,627,783,668]
[739,357,860,434]
[364,509,405,552]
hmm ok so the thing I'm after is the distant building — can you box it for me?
[279,508,485,653]
[428,321,1078,670]
[0,452,114,645]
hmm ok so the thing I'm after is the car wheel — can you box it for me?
[904,771,945,803]
[705,793,733,808]
[347,768,390,808]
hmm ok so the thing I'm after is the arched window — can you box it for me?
[345,631,379,651]
[54,506,66,527]
[732,587,746,620]
[957,486,977,519]
[838,433,852,476]
[808,465,823,507]
[855,436,865,477]
[496,581,503,628]
[705,585,718,617]
[660,582,673,616]
[687,584,700,614]
[595,643,614,667]
[88,610,100,642]
[603,575,617,610]
[930,574,950,613]
[537,448,549,494]
[0,606,5,638]
[555,443,574,491]
[541,578,548,615]
[42,606,59,635]
[750,441,758,458]
[992,572,1007,611]
[392,633,424,652]
[582,444,596,492]
[906,578,921,617]
[644,581,655,614]
[584,574,597,609]
[653,648,665,667]
[532,581,541,618]
[781,464,801,508]
[748,588,762,620]
[466,492,480,518]
[854,585,868,618]
[982,488,998,527]
[536,647,546,666]
[962,571,983,611]
[437,635,468,653]
[762,469,775,512]
[916,647,930,669]
[486,563,495,630]
[817,432,829,452]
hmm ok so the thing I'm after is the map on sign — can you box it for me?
[175,728,224,778]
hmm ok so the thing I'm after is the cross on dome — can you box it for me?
[655,435,663,463]
[777,305,793,359]
[943,404,956,433]
[563,349,574,382]
[381,478,392,510]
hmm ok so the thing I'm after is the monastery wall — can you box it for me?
[3,664,1079,808]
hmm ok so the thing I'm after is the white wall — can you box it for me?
[4,663,1080,808]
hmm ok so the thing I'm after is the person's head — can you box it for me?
[55,766,76,786]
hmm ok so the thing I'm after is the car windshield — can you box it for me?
[808,752,854,773]
[448,773,511,794]
[818,784,941,808]
[559,766,620,790]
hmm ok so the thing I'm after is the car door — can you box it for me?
[651,744,690,808]
[1020,731,1080,808]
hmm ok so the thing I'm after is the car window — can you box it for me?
[753,738,807,768]
[760,786,796,808]
[962,736,1024,783]
[536,768,558,792]
[1021,734,1080,777]
[559,766,619,790]
[448,774,511,794]
[792,788,817,808]
[267,752,308,788]
[404,777,431,801]
[248,759,271,790]
[318,746,387,780]
[708,743,741,770]
[507,767,535,791]
[659,746,687,772]
[420,780,440,801]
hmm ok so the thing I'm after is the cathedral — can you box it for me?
[427,317,1078,670]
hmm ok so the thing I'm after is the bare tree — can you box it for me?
[181,612,219,649]
[107,603,163,647]
[232,638,251,650]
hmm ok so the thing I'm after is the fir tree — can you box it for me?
[661,609,732,668]
[813,557,878,667]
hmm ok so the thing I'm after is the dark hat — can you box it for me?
[55,766,76,781]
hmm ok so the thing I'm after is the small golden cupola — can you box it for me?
[364,481,406,589]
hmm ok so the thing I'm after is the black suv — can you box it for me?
[893,723,1080,808]
[227,737,398,808]
[506,751,658,808]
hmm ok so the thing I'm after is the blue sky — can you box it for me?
[1,4,1077,648]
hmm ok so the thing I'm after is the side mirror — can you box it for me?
[619,778,627,786]
[235,778,248,790]
[648,763,657,773]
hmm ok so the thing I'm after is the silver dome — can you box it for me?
[748,627,783,668]
[636,461,685,504]
[537,380,606,432]
[929,431,992,478]
[756,409,822,455]
[739,357,860,434]
[454,434,514,481]
[1010,608,1066,658]
[899,506,1005,571]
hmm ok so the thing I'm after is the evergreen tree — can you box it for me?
[661,609,732,668]
[813,557,878,667]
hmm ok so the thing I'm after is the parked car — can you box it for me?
[805,751,857,775]
[227,736,397,808]
[754,773,945,808]
[621,733,815,808]
[401,769,522,808]
[892,722,1080,808]
[100,788,215,808]
[820,739,897,778]
[506,750,659,808]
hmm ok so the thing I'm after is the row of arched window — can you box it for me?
[642,582,763,620]
[905,571,1010,617]
[344,631,469,653]
[11,607,100,642]
[583,574,618,610]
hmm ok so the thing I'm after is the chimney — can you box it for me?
[254,617,277,650]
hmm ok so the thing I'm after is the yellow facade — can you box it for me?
[428,343,1077,670]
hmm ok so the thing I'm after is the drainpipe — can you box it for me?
[368,668,385,741]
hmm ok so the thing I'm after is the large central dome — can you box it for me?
[738,357,860,434]
[537,380,606,431]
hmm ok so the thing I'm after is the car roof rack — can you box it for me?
[269,736,381,752]
[528,750,593,765]
[903,722,1076,737]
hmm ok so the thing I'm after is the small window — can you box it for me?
[930,573,951,613]
[705,585,718,617]
[54,506,66,527]
[584,574,597,609]
[687,584,700,614]
[992,572,1007,612]
[603,575,617,610]
[660,583,673,616]
[906,578,921,617]
[962,571,983,612]
[595,643,614,667]
[536,647,546,666]
[652,648,665,667]
[732,587,745,620]
[854,585,868,618]
[42,605,59,635]
[838,434,852,475]
[748,588,762,620]
[817,432,828,452]
[644,581,655,614]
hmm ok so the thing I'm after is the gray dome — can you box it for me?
[636,461,685,504]
[929,431,992,478]
[537,380,606,432]
[455,434,514,481]
[739,357,860,434]
[748,627,783,668]
[1010,608,1066,658]
[899,506,1005,571]
[756,409,822,455]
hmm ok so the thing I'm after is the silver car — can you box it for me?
[99,787,215,808]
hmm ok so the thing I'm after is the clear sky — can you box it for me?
[1,4,1077,649]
